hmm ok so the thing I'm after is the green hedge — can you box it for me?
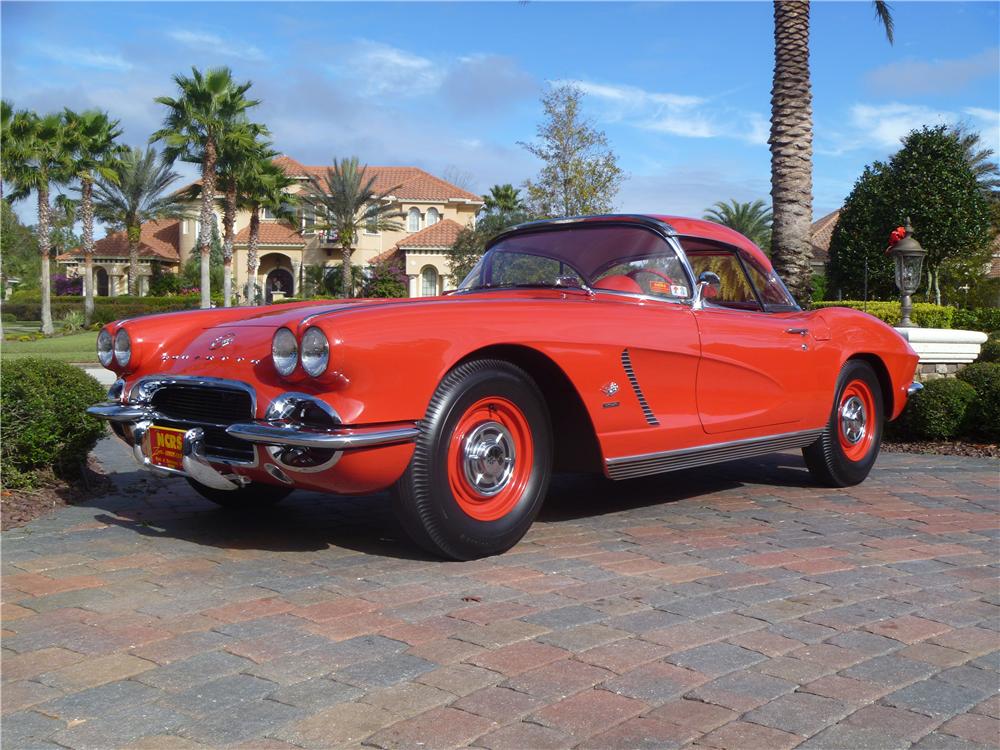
[0,358,106,488]
[901,379,977,440]
[811,301,954,329]
[952,308,1000,333]
[978,332,1000,364]
[0,294,222,325]
[957,362,1000,441]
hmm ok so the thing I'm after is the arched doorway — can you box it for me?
[265,268,294,303]
[94,267,109,296]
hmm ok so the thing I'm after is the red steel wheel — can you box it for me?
[837,379,876,462]
[447,397,534,521]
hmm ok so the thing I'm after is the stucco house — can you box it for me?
[58,156,483,299]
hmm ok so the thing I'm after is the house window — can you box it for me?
[426,207,440,227]
[262,207,275,220]
[407,207,421,233]
[302,208,315,234]
[365,204,379,235]
[421,265,438,297]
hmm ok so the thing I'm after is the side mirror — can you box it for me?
[692,271,721,310]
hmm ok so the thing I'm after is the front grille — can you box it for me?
[149,385,254,463]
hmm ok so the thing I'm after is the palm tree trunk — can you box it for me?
[341,245,352,298]
[80,179,95,325]
[127,225,140,295]
[222,184,236,307]
[198,138,217,309]
[769,0,814,304]
[38,183,54,335]
[247,206,260,305]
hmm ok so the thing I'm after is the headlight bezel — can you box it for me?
[300,327,330,377]
[97,329,114,367]
[113,328,132,368]
[272,327,299,377]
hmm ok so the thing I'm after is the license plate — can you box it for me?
[146,425,187,471]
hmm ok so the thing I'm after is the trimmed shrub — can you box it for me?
[0,313,15,322]
[903,378,977,440]
[0,358,106,488]
[957,362,1000,441]
[1,294,222,325]
[978,332,1000,363]
[812,301,954,329]
[952,307,1000,333]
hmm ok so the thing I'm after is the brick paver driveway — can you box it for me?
[3,438,998,749]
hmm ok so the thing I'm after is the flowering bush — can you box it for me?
[52,274,83,296]
[361,258,408,298]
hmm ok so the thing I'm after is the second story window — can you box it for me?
[302,208,316,234]
[262,207,275,220]
[426,207,440,227]
[407,207,421,233]
[365,204,379,235]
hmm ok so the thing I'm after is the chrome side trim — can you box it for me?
[87,404,154,422]
[226,422,420,450]
[907,382,924,396]
[621,349,660,426]
[605,428,823,480]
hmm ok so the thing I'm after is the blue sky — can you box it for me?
[2,1,997,231]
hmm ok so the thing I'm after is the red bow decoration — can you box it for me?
[885,226,906,255]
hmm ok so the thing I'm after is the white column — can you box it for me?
[408,274,418,298]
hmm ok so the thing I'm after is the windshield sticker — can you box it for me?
[649,280,670,294]
[670,285,688,297]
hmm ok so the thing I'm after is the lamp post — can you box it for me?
[889,219,927,328]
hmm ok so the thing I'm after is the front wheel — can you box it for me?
[185,478,292,509]
[392,359,553,560]
[803,360,884,487]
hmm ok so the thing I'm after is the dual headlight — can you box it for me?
[272,327,329,377]
[98,328,132,368]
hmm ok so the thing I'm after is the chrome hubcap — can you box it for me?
[462,421,515,497]
[840,395,867,444]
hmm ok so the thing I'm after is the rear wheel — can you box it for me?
[392,359,553,560]
[803,360,884,487]
[185,478,292,509]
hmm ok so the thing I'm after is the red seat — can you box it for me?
[594,274,643,294]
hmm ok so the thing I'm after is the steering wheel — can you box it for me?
[627,268,676,296]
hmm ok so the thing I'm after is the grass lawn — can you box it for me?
[2,327,98,363]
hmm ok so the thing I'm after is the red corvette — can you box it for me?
[89,215,920,559]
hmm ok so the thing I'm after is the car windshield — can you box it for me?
[458,224,691,300]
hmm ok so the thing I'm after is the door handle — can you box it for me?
[785,328,809,336]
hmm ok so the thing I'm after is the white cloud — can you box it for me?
[563,78,767,145]
[866,48,999,96]
[38,45,132,72]
[168,30,265,62]
[849,102,957,148]
[328,40,442,98]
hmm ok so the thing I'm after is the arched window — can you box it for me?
[421,265,438,297]
[407,207,421,233]
[426,207,440,226]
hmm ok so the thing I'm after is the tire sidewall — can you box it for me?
[416,362,552,558]
[827,362,883,485]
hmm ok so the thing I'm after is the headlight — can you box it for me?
[97,329,114,367]
[272,327,298,377]
[113,329,131,368]
[300,328,329,377]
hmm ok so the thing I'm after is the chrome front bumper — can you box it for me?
[129,422,243,491]
[907,382,924,396]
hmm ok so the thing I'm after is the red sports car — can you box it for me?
[89,215,921,559]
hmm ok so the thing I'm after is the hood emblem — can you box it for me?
[601,381,620,397]
[209,332,236,350]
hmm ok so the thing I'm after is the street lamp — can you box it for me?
[889,218,927,328]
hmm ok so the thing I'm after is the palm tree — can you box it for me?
[703,199,773,251]
[239,159,297,305]
[92,147,184,294]
[5,110,73,334]
[63,109,125,321]
[482,184,525,214]
[0,99,14,201]
[152,67,259,309]
[949,124,1000,195]
[769,1,893,301]
[300,157,404,298]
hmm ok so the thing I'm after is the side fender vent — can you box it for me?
[621,348,660,426]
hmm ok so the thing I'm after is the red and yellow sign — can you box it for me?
[146,425,186,471]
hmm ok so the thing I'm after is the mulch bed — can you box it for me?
[883,440,1000,459]
[1,457,112,531]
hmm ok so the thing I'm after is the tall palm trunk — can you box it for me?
[38,183,53,335]
[127,225,141,295]
[198,138,217,309]
[341,244,352,298]
[769,0,814,303]
[222,183,236,307]
[80,179,96,324]
[246,206,260,305]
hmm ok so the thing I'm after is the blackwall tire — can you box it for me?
[185,478,292,509]
[803,360,884,487]
[392,359,553,560]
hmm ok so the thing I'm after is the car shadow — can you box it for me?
[83,449,817,561]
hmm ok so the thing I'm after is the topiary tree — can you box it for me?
[827,126,993,304]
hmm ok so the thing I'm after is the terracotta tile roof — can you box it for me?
[397,219,464,249]
[274,156,483,203]
[370,247,403,265]
[59,219,181,262]
[234,221,307,246]
[810,210,841,263]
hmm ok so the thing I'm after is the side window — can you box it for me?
[744,260,797,309]
[687,252,760,309]
[593,256,689,299]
